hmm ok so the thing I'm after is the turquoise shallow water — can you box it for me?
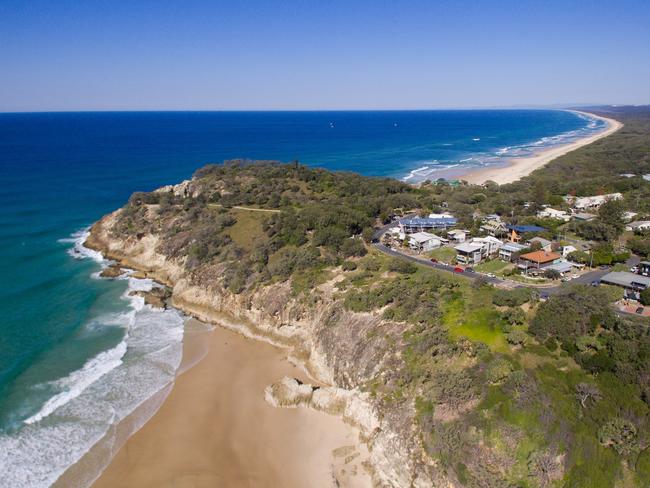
[0,110,603,486]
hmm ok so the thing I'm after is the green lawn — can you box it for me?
[475,259,512,275]
[426,246,457,264]
[442,292,509,353]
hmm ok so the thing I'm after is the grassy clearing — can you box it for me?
[475,259,512,275]
[227,208,267,251]
[442,288,510,353]
[426,246,457,264]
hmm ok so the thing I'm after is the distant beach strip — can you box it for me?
[461,112,623,185]
[400,110,620,185]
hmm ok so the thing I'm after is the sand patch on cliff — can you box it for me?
[92,321,371,488]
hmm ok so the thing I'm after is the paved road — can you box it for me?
[371,222,626,297]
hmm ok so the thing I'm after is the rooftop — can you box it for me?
[600,272,650,289]
[519,250,561,264]
[400,217,458,226]
[501,242,527,252]
[455,242,483,253]
[545,261,574,273]
[506,224,546,233]
[528,237,552,247]
[410,231,440,243]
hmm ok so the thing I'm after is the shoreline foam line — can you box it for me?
[460,111,622,185]
[0,229,187,488]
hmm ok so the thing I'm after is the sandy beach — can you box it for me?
[461,111,623,185]
[81,320,371,488]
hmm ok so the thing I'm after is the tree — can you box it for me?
[486,358,513,384]
[598,418,638,457]
[544,269,561,280]
[575,383,601,408]
[507,330,528,346]
[640,288,650,306]
[598,199,624,230]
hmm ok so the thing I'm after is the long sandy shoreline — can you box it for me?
[461,111,623,185]
[85,320,371,488]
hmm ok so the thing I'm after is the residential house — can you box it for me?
[387,227,406,241]
[561,245,578,257]
[408,232,446,252]
[625,220,650,232]
[564,193,623,211]
[455,242,484,266]
[622,211,638,223]
[447,229,468,243]
[544,261,580,276]
[480,219,507,237]
[473,236,503,256]
[518,251,563,272]
[499,242,527,262]
[572,212,597,222]
[399,216,458,233]
[506,224,546,237]
[537,207,571,221]
[526,237,553,252]
[600,271,650,300]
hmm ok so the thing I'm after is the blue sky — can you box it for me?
[1,0,649,111]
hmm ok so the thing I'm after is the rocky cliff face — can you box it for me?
[85,210,451,488]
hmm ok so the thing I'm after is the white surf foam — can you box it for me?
[0,231,186,488]
[24,341,128,425]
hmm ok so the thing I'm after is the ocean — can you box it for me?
[0,110,605,486]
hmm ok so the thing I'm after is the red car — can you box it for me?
[453,267,464,273]
[430,258,438,263]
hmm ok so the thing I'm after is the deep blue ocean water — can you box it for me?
[0,110,604,486]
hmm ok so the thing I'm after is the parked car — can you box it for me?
[453,267,464,273]
[630,266,638,273]
[430,258,438,263]
[465,267,474,273]
[487,273,496,278]
[636,307,645,315]
[590,280,600,287]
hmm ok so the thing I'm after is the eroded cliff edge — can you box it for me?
[85,210,449,488]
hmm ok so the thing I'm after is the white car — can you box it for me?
[630,267,639,273]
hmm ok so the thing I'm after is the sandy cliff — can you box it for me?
[85,211,450,488]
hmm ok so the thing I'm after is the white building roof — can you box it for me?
[409,231,439,244]
[628,220,650,229]
[428,212,454,219]
[501,242,527,252]
[455,242,483,253]
[528,237,552,247]
[545,261,575,273]
[474,236,502,244]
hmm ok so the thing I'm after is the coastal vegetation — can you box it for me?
[106,106,650,487]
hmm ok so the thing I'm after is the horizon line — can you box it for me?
[0,104,635,115]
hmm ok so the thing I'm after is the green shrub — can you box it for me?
[387,258,417,274]
[507,330,528,346]
[492,288,532,307]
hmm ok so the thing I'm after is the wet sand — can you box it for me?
[461,111,623,185]
[91,320,371,488]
